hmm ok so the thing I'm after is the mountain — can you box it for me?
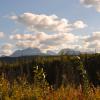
[58,48,80,55]
[10,48,43,57]
[10,47,94,57]
[46,50,57,55]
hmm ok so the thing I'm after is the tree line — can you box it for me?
[0,54,100,88]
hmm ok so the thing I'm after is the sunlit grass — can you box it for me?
[0,76,100,100]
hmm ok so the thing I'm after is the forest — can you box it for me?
[0,54,100,99]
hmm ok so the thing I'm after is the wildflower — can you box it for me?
[83,70,86,74]
[43,73,45,79]
[76,56,80,60]
[36,66,38,70]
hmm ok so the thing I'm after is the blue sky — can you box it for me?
[0,0,100,55]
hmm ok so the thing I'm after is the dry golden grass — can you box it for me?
[0,76,100,100]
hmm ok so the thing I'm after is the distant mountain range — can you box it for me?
[58,48,80,55]
[46,50,57,55]
[9,48,95,57]
[10,48,43,57]
[10,48,57,57]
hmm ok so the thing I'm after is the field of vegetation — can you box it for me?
[0,76,100,100]
[0,54,100,100]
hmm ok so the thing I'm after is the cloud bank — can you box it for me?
[0,43,13,56]
[10,13,87,32]
[0,13,89,56]
[10,13,72,33]
[0,32,4,38]
[83,32,100,52]
[81,0,100,12]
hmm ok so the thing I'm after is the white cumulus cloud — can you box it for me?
[81,0,100,12]
[10,13,72,33]
[16,40,39,48]
[73,20,87,29]
[7,12,88,53]
[0,43,13,56]
[10,34,35,40]
[10,32,79,51]
[1,43,13,50]
[10,13,87,32]
[82,31,100,52]
[85,32,100,42]
[0,32,4,38]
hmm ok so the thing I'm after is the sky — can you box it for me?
[0,0,100,55]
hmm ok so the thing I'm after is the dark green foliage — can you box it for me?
[72,56,89,94]
[33,65,48,87]
[0,54,100,88]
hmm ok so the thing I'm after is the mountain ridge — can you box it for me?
[8,48,95,57]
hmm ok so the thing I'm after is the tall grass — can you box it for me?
[0,77,100,100]
[0,66,100,100]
